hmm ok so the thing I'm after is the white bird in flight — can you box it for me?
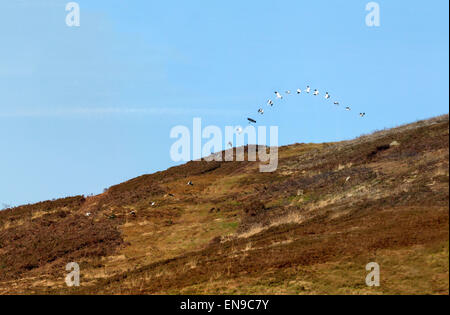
[242,84,365,126]
[275,91,283,99]
[236,127,243,134]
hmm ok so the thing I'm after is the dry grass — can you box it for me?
[0,114,448,295]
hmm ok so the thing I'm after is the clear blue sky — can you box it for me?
[0,0,448,207]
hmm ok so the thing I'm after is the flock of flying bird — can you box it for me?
[243,85,366,128]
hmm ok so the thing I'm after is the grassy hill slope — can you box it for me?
[0,115,448,294]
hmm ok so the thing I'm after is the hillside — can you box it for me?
[0,115,448,295]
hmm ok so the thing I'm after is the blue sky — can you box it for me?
[0,0,448,207]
